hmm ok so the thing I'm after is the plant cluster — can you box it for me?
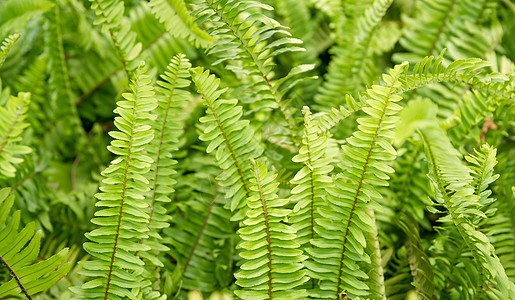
[0,0,514,299]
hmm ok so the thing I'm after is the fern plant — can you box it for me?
[0,0,514,299]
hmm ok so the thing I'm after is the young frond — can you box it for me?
[74,63,158,300]
[307,62,407,299]
[235,159,308,299]
[191,66,263,215]
[290,106,333,250]
[89,0,142,79]
[0,33,21,68]
[149,0,214,48]
[0,92,31,178]
[0,188,71,298]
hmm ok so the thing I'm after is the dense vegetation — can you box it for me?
[0,0,514,299]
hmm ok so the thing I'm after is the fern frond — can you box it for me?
[290,106,333,250]
[307,62,407,299]
[136,54,191,296]
[0,188,71,298]
[89,0,142,79]
[396,213,435,299]
[164,166,233,294]
[397,53,514,101]
[417,119,515,298]
[316,95,363,134]
[149,0,213,48]
[196,0,313,140]
[315,0,394,107]
[75,62,157,300]
[191,66,263,215]
[395,0,487,62]
[0,92,31,178]
[235,159,308,299]
[364,207,386,299]
[0,33,21,69]
[467,144,515,281]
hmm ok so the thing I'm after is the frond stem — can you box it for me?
[335,70,400,298]
[0,255,31,299]
[252,164,273,299]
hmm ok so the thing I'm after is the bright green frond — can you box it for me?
[235,159,308,299]
[75,63,158,300]
[89,0,143,79]
[307,62,407,299]
[0,92,31,178]
[0,33,21,69]
[191,66,263,215]
[290,106,333,250]
[416,115,515,298]
[149,0,213,48]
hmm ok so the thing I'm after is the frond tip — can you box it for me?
[0,188,72,298]
[0,33,21,68]
[75,62,158,300]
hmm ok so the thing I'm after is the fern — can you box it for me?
[149,0,214,48]
[0,33,21,69]
[89,0,142,79]
[191,66,264,215]
[135,54,192,297]
[307,62,407,299]
[195,0,314,142]
[398,98,515,298]
[396,213,435,299]
[235,159,308,299]
[290,106,333,253]
[0,188,71,298]
[316,0,394,107]
[0,92,31,178]
[74,62,157,299]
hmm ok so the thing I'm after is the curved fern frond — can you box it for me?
[235,159,308,299]
[0,33,21,69]
[467,144,515,281]
[0,92,31,178]
[0,188,71,298]
[307,62,407,299]
[290,106,333,251]
[416,116,515,298]
[75,63,157,300]
[89,0,142,79]
[149,0,213,48]
[397,53,514,101]
[191,67,263,215]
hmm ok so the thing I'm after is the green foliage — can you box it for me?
[0,0,514,299]
[0,188,71,298]
[0,92,32,178]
